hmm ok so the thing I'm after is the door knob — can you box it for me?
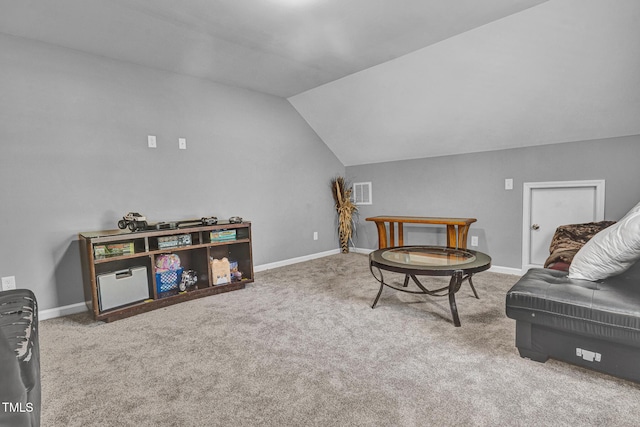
[531,224,540,230]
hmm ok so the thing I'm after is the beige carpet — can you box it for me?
[40,253,640,426]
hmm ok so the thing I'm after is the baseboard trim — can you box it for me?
[352,247,373,255]
[40,250,342,320]
[488,265,523,276]
[254,248,341,272]
[39,302,88,321]
[40,249,522,320]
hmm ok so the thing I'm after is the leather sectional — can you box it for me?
[0,289,40,427]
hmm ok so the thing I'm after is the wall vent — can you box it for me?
[353,182,372,205]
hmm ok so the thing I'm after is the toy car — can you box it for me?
[201,216,218,225]
[228,216,243,224]
[118,212,148,232]
[154,221,178,230]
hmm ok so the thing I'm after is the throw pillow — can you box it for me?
[543,221,617,268]
[568,202,640,281]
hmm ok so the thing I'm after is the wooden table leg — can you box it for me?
[446,225,457,248]
[374,221,388,249]
[458,225,470,250]
[389,222,395,247]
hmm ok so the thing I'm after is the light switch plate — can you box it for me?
[148,135,157,148]
[1,276,16,291]
[178,138,187,150]
[505,178,513,190]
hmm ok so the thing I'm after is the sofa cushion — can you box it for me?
[569,202,640,281]
[506,265,640,346]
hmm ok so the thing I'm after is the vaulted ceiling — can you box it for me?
[290,0,640,165]
[2,0,639,165]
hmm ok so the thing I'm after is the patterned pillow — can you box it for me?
[568,202,640,281]
[544,221,617,269]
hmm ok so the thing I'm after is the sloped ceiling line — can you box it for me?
[2,0,638,166]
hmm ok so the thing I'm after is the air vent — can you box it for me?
[353,182,372,205]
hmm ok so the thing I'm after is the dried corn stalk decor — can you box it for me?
[331,176,358,253]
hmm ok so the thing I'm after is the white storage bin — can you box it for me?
[97,266,149,311]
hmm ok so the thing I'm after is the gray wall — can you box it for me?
[347,136,640,269]
[0,34,344,311]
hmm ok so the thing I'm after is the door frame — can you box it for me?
[522,179,605,270]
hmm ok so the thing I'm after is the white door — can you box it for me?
[522,180,605,270]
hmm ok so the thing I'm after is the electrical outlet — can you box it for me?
[471,236,479,247]
[313,232,318,241]
[1,276,16,291]
[148,135,157,148]
[178,138,187,150]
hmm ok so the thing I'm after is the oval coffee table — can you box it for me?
[369,246,492,327]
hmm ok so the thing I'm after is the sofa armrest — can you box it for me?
[0,289,40,427]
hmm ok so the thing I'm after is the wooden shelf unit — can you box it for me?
[79,221,253,322]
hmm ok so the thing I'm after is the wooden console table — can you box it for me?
[366,216,477,249]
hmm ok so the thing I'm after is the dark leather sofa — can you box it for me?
[0,289,40,427]
[506,260,640,382]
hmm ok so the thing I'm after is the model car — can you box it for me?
[118,212,148,232]
[201,216,218,225]
[154,221,178,230]
[228,216,243,224]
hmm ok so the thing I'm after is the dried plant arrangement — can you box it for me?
[331,176,358,253]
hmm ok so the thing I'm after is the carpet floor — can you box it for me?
[40,253,640,426]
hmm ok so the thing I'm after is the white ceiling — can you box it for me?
[2,0,639,165]
[290,0,640,165]
[0,0,545,97]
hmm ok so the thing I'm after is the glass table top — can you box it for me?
[381,247,476,267]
